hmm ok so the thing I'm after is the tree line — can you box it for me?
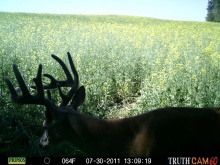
[206,0,220,22]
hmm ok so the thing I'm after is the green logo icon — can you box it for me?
[8,157,26,164]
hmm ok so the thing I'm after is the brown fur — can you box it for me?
[43,106,220,156]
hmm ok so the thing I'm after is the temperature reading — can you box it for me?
[62,158,76,164]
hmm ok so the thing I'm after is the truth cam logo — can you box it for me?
[168,157,218,165]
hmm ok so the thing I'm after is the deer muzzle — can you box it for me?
[39,130,49,148]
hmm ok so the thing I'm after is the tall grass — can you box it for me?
[0,12,220,156]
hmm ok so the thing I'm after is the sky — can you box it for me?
[0,0,208,22]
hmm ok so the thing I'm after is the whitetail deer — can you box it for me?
[5,52,220,156]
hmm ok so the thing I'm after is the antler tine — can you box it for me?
[67,52,79,87]
[5,64,31,103]
[38,52,79,107]
[59,52,79,106]
[29,52,79,107]
[33,64,46,99]
[5,64,48,105]
[39,53,75,89]
[57,52,79,106]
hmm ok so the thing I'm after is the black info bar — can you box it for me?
[1,156,219,165]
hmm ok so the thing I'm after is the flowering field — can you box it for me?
[0,12,220,156]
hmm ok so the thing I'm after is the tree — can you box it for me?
[206,0,220,22]
[206,0,215,21]
[213,0,220,21]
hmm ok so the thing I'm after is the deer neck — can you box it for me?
[66,110,133,156]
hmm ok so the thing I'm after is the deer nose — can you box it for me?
[39,142,49,148]
[39,138,49,148]
[39,132,49,148]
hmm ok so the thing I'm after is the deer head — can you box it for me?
[5,52,220,156]
[5,53,85,149]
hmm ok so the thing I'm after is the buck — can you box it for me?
[5,52,220,156]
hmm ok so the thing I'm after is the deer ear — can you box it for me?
[71,86,85,110]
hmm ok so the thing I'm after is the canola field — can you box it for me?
[0,12,220,156]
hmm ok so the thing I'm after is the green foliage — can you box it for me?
[206,0,220,22]
[0,12,220,156]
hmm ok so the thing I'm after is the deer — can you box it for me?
[4,52,220,156]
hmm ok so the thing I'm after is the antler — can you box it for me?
[5,52,79,108]
[4,64,50,106]
[41,52,79,106]
[41,52,78,90]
